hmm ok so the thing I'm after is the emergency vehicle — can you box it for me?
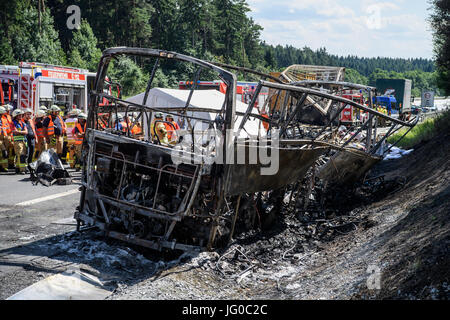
[339,90,368,126]
[0,62,91,113]
[0,65,19,106]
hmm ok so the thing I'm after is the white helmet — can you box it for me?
[71,108,82,116]
[78,113,87,120]
[0,106,6,114]
[39,105,48,111]
[12,109,23,118]
[6,104,13,111]
[23,108,33,114]
[50,105,61,112]
[36,110,47,118]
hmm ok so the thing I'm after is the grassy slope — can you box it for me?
[387,111,450,149]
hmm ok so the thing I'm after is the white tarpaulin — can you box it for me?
[126,88,264,138]
[7,269,112,300]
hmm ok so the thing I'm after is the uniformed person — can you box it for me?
[11,109,28,174]
[22,108,37,165]
[0,106,11,172]
[150,112,168,145]
[43,105,66,159]
[66,109,80,168]
[34,110,48,159]
[5,104,15,168]
[114,115,127,132]
[72,112,87,171]
[164,114,180,144]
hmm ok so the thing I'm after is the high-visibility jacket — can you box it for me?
[6,114,12,128]
[12,119,27,142]
[46,115,66,136]
[73,122,86,145]
[164,121,179,140]
[35,120,45,139]
[131,124,142,135]
[1,115,12,136]
[150,119,168,144]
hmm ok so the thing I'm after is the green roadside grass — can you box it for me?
[387,110,450,149]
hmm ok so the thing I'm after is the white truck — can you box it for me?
[0,62,94,113]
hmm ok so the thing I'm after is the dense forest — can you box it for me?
[0,0,443,96]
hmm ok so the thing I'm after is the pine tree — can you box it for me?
[429,0,450,95]
[68,20,102,71]
[9,5,65,64]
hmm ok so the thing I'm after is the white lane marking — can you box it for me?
[16,189,80,206]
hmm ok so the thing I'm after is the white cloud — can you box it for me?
[247,0,433,58]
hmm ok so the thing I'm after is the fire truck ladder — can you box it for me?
[18,74,32,110]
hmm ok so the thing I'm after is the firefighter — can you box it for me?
[34,110,48,159]
[0,106,11,172]
[65,108,80,167]
[71,112,87,171]
[130,116,143,137]
[43,105,66,159]
[5,104,15,168]
[164,114,179,144]
[113,115,127,132]
[11,109,28,174]
[23,108,37,165]
[150,112,168,145]
[60,107,73,164]
[66,109,80,168]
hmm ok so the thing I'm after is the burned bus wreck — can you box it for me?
[74,47,328,252]
[236,79,417,212]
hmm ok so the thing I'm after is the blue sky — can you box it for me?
[247,0,434,59]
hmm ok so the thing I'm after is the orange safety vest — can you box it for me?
[6,114,12,127]
[74,122,86,145]
[35,120,45,139]
[46,116,55,136]
[46,115,66,136]
[36,126,45,139]
[131,124,142,135]
[1,115,12,136]
[164,121,179,140]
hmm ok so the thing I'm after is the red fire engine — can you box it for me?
[339,90,368,125]
[0,62,92,113]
